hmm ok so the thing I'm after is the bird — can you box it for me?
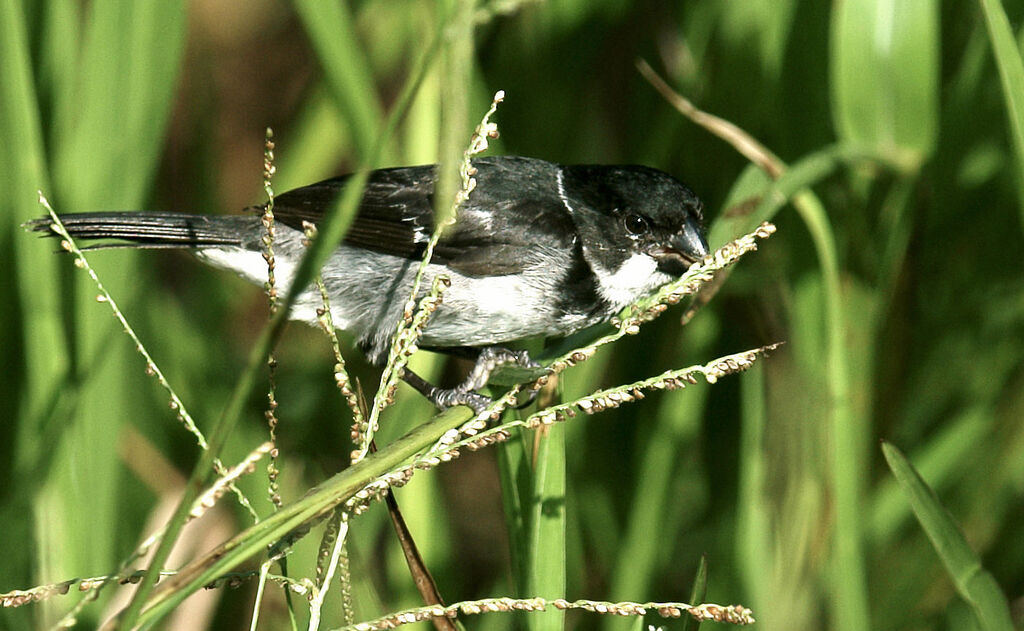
[27,156,708,411]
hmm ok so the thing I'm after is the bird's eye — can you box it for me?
[624,213,649,235]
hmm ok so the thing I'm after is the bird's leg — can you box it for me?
[399,347,538,413]
[399,370,492,413]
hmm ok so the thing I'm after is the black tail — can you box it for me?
[24,212,249,249]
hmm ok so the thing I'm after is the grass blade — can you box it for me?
[881,442,1014,631]
[735,366,769,618]
[0,2,58,625]
[525,425,567,631]
[978,0,1024,226]
[679,555,708,631]
[0,0,59,430]
[53,0,185,208]
[870,409,989,541]
[497,435,529,596]
[605,340,713,631]
[292,0,385,162]
[134,406,474,627]
[640,63,877,629]
[121,15,449,623]
[830,0,939,171]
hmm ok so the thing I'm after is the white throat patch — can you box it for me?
[592,252,669,308]
[557,167,671,308]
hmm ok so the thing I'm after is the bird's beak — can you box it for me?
[650,218,710,276]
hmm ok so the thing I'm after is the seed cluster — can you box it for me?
[327,596,755,630]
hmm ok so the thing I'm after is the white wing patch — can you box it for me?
[556,168,573,213]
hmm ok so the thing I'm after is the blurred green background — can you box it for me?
[2,0,1023,629]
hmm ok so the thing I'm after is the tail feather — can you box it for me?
[24,212,248,249]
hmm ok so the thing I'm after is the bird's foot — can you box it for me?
[399,370,493,414]
[459,347,538,393]
[400,347,539,414]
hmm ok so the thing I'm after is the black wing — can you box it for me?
[270,165,437,260]
[267,158,575,277]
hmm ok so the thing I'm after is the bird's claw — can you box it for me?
[401,347,539,414]
[430,389,493,415]
[460,347,538,393]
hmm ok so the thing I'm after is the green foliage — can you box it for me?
[882,443,1014,631]
[2,1,1023,630]
[979,0,1024,224]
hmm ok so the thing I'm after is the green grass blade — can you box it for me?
[714,143,875,631]
[0,2,58,626]
[605,333,713,631]
[830,0,939,171]
[433,0,475,229]
[791,187,869,631]
[870,408,989,541]
[6,2,184,621]
[26,3,189,625]
[497,435,529,593]
[36,0,80,147]
[53,0,185,208]
[978,0,1024,227]
[292,0,385,161]
[881,442,1014,631]
[134,406,474,627]
[680,554,708,631]
[735,365,769,617]
[526,425,567,631]
[123,18,446,623]
[0,0,59,429]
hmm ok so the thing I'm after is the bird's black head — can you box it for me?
[559,164,708,307]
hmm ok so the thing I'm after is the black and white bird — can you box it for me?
[28,156,708,411]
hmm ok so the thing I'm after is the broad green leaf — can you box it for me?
[831,0,939,170]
